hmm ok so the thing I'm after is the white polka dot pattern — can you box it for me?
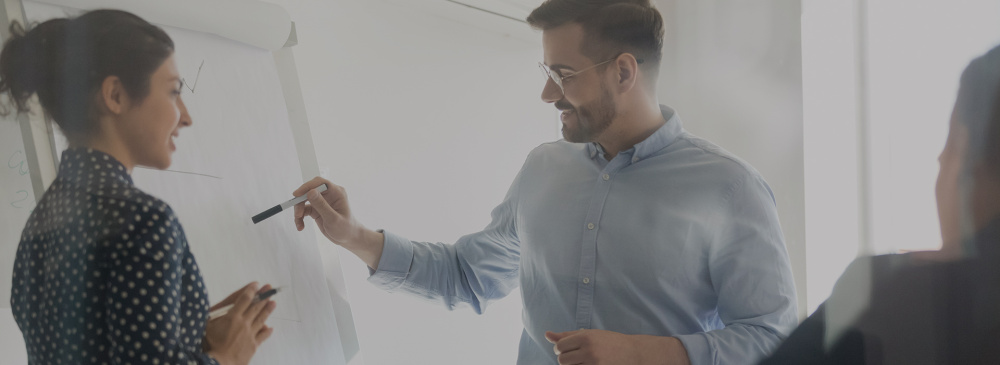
[10,148,220,365]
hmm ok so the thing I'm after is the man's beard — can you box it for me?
[559,84,617,143]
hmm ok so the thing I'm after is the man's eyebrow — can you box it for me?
[548,63,576,72]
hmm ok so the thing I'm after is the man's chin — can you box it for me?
[561,127,588,143]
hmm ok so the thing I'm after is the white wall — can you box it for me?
[801,0,865,314]
[865,0,1000,254]
[266,1,553,364]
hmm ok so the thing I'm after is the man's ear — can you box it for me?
[100,75,129,115]
[614,53,639,93]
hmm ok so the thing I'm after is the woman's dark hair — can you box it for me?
[0,9,173,142]
[958,45,1000,172]
[527,0,664,78]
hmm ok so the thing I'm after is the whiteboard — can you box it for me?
[0,1,355,364]
[0,117,36,305]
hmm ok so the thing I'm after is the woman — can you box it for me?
[760,45,1000,364]
[2,10,275,365]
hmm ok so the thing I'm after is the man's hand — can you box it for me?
[293,176,384,268]
[545,329,691,365]
[293,177,361,244]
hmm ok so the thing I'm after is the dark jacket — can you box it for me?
[761,219,1000,364]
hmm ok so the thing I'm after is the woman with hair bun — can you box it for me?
[4,9,274,365]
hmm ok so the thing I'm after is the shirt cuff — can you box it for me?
[366,229,414,291]
[674,333,714,365]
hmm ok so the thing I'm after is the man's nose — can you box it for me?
[541,77,563,103]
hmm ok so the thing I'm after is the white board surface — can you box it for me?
[0,22,36,365]
[0,119,36,307]
[0,2,350,364]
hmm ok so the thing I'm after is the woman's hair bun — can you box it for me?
[0,18,68,116]
[0,10,173,141]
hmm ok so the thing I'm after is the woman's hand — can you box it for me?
[203,282,276,365]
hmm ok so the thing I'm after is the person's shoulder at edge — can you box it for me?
[829,252,950,305]
[837,251,959,290]
[759,253,950,365]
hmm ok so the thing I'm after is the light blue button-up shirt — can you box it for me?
[370,106,798,365]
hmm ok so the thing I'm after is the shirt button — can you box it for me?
[632,157,639,163]
[602,173,610,181]
[582,278,590,284]
[587,223,595,230]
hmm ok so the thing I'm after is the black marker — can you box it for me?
[252,183,328,224]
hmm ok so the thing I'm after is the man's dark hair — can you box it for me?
[527,0,664,77]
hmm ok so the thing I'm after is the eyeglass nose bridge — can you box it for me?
[538,62,565,93]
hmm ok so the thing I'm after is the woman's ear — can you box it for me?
[100,75,129,115]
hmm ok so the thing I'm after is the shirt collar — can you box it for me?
[587,104,685,161]
[59,148,133,186]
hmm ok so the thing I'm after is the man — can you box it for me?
[294,0,797,364]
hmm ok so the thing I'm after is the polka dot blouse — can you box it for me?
[10,148,220,365]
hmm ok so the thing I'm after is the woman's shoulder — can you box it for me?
[102,188,191,263]
[23,176,180,241]
[83,184,186,248]
[88,182,177,221]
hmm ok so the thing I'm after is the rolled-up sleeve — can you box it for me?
[368,230,415,290]
[367,167,523,314]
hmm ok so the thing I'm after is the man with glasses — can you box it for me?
[293,0,798,364]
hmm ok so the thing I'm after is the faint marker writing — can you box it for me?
[182,60,205,94]
[10,190,29,208]
[8,150,28,176]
